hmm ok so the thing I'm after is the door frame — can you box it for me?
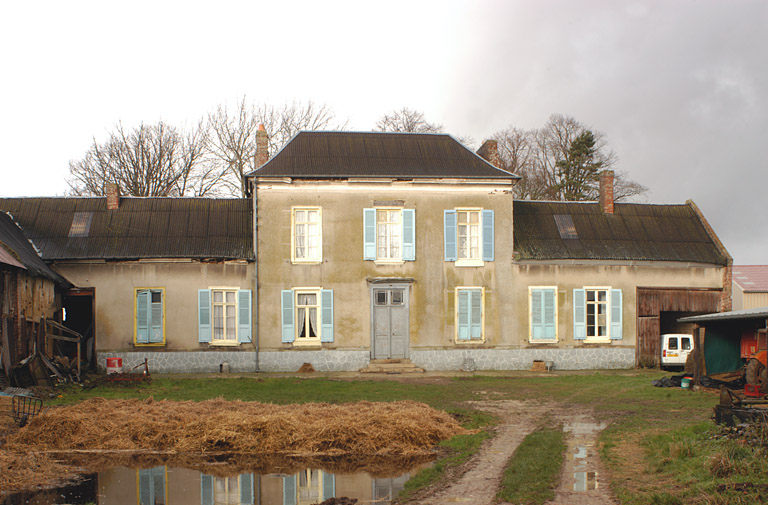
[368,280,412,360]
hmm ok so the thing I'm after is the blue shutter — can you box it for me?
[139,468,151,504]
[457,290,470,340]
[531,289,543,340]
[363,208,376,260]
[444,210,457,261]
[283,475,297,505]
[402,208,415,261]
[238,290,252,343]
[136,290,149,343]
[240,473,254,505]
[482,209,494,261]
[321,289,334,343]
[470,289,482,339]
[322,472,336,500]
[543,289,556,340]
[610,289,623,339]
[281,290,295,343]
[200,474,213,505]
[573,289,586,340]
[149,291,163,343]
[198,290,211,343]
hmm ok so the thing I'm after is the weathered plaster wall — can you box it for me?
[53,260,254,353]
[255,180,516,355]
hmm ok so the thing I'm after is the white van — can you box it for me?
[661,333,694,370]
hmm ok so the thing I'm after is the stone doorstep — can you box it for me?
[359,359,425,374]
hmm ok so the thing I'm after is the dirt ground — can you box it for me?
[401,400,617,505]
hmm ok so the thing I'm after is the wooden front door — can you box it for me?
[372,286,409,360]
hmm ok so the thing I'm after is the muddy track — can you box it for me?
[404,400,616,505]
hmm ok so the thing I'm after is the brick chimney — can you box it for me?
[476,139,501,169]
[599,170,614,214]
[255,123,269,168]
[106,183,120,210]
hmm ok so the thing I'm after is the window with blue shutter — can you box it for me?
[573,289,586,340]
[321,289,334,342]
[456,288,484,342]
[136,289,164,345]
[402,208,415,261]
[482,209,494,261]
[198,289,211,343]
[322,472,336,500]
[363,208,376,260]
[531,288,557,341]
[139,467,165,505]
[281,290,295,343]
[444,210,457,261]
[610,289,623,339]
[238,290,252,343]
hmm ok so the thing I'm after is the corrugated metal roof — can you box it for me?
[0,198,254,261]
[678,307,768,323]
[249,131,519,180]
[513,201,729,265]
[0,212,69,285]
[733,266,768,292]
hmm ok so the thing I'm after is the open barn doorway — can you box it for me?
[62,288,95,371]
[636,288,721,368]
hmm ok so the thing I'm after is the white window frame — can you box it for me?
[375,207,404,264]
[294,287,322,345]
[584,286,611,343]
[211,287,239,345]
[455,208,483,267]
[296,468,324,505]
[291,206,322,263]
[455,286,485,343]
[528,286,558,343]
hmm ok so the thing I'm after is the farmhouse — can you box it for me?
[0,130,732,373]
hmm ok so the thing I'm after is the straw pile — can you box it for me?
[4,398,467,456]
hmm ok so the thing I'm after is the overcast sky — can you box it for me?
[1,1,765,264]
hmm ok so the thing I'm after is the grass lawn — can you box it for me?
[49,370,768,504]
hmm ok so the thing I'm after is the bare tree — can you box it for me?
[375,107,474,146]
[67,121,219,197]
[493,114,646,201]
[206,98,348,196]
[375,107,444,133]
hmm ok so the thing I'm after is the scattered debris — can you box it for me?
[317,498,358,505]
[298,362,315,373]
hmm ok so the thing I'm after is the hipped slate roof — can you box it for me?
[249,131,518,180]
[0,212,69,285]
[733,266,768,292]
[513,201,729,265]
[0,198,253,261]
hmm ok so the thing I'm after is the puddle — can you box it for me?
[4,464,417,505]
[563,419,607,494]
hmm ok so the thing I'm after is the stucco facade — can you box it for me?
[54,260,256,373]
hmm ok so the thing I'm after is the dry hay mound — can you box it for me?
[5,398,467,456]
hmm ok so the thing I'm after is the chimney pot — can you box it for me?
[106,183,120,210]
[476,139,501,169]
[599,170,614,214]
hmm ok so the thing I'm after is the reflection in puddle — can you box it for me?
[4,465,416,505]
[563,419,606,494]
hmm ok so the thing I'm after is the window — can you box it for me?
[444,209,494,265]
[573,288,622,342]
[363,208,415,262]
[455,287,484,342]
[681,337,692,351]
[198,289,252,344]
[135,288,164,345]
[292,207,322,262]
[138,466,166,505]
[530,287,557,342]
[668,337,679,350]
[281,289,334,344]
[200,473,254,505]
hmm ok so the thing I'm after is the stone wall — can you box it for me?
[100,351,259,374]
